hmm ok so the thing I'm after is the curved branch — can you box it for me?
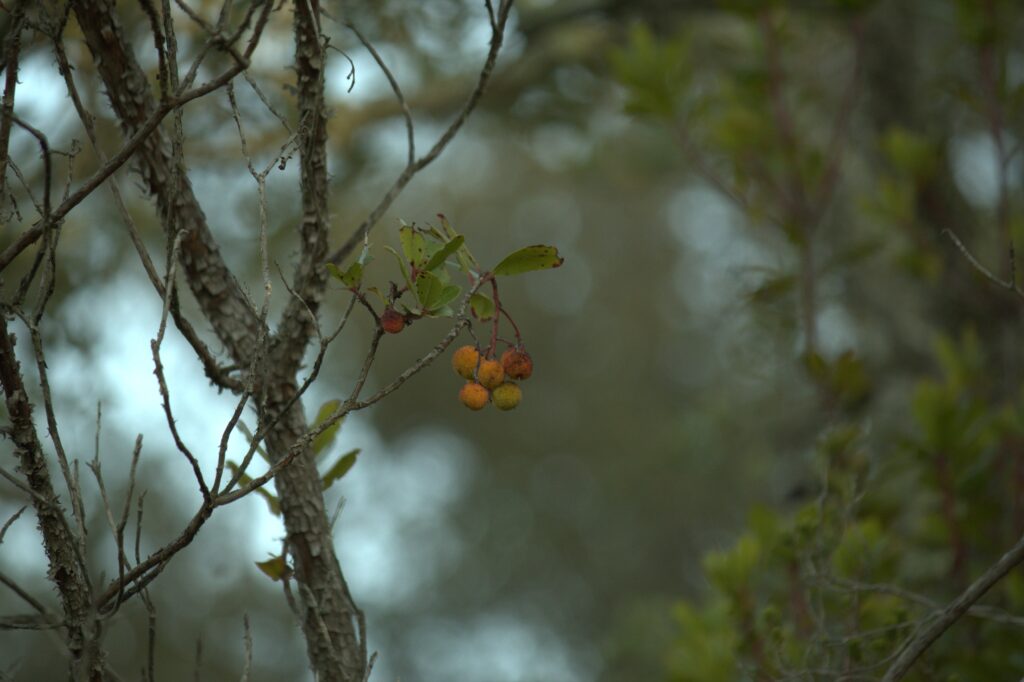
[326,0,515,267]
[881,534,1024,681]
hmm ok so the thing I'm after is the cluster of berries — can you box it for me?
[452,345,533,411]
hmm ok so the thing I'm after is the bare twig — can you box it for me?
[881,533,1024,680]
[0,314,98,676]
[362,651,378,682]
[0,506,25,545]
[240,614,253,682]
[346,21,415,165]
[151,231,211,502]
[50,36,243,391]
[942,228,1024,299]
[0,2,25,210]
[328,0,515,266]
[20,313,88,554]
[0,53,263,274]
[0,569,48,616]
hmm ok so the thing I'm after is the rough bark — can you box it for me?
[263,2,367,678]
[71,0,263,363]
[0,318,102,681]
[264,384,365,679]
[70,1,365,678]
[273,0,331,376]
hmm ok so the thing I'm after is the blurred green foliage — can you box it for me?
[4,0,1024,680]
[612,1,1024,679]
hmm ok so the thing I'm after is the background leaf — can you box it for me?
[321,449,360,490]
[492,245,564,276]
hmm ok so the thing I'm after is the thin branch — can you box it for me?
[20,312,88,554]
[3,0,272,279]
[0,569,48,616]
[0,506,25,545]
[0,2,24,209]
[942,228,1024,299]
[827,576,1024,629]
[0,314,95,673]
[151,231,211,502]
[327,0,515,266]
[881,533,1024,681]
[240,615,253,682]
[362,651,378,682]
[219,280,483,508]
[346,21,415,165]
[8,114,52,222]
[0,52,260,274]
[51,36,243,391]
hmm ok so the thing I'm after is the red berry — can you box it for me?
[501,348,533,380]
[381,308,405,334]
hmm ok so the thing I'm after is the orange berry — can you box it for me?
[491,382,522,411]
[500,348,533,380]
[476,358,505,390]
[459,382,489,410]
[452,345,480,380]
[381,308,405,334]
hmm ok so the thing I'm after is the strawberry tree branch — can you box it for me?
[0,314,101,679]
[69,0,271,362]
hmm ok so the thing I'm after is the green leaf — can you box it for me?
[255,555,289,581]
[608,23,689,119]
[384,245,414,290]
[327,258,368,288]
[423,235,465,272]
[423,225,446,241]
[439,215,479,272]
[470,292,496,320]
[881,127,937,179]
[455,248,475,278]
[493,245,564,276]
[321,449,360,490]
[226,461,280,515]
[326,262,345,282]
[311,399,343,458]
[364,286,388,307]
[339,263,363,288]
[415,271,445,310]
[434,284,461,311]
[399,225,427,265]
[438,214,458,240]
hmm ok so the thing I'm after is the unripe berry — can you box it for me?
[476,358,505,390]
[459,381,489,410]
[491,382,522,411]
[381,308,405,334]
[452,345,480,380]
[500,348,533,380]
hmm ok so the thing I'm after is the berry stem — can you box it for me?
[499,306,523,347]
[488,278,502,358]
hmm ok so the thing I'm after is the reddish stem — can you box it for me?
[488,277,501,358]
[500,306,523,347]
